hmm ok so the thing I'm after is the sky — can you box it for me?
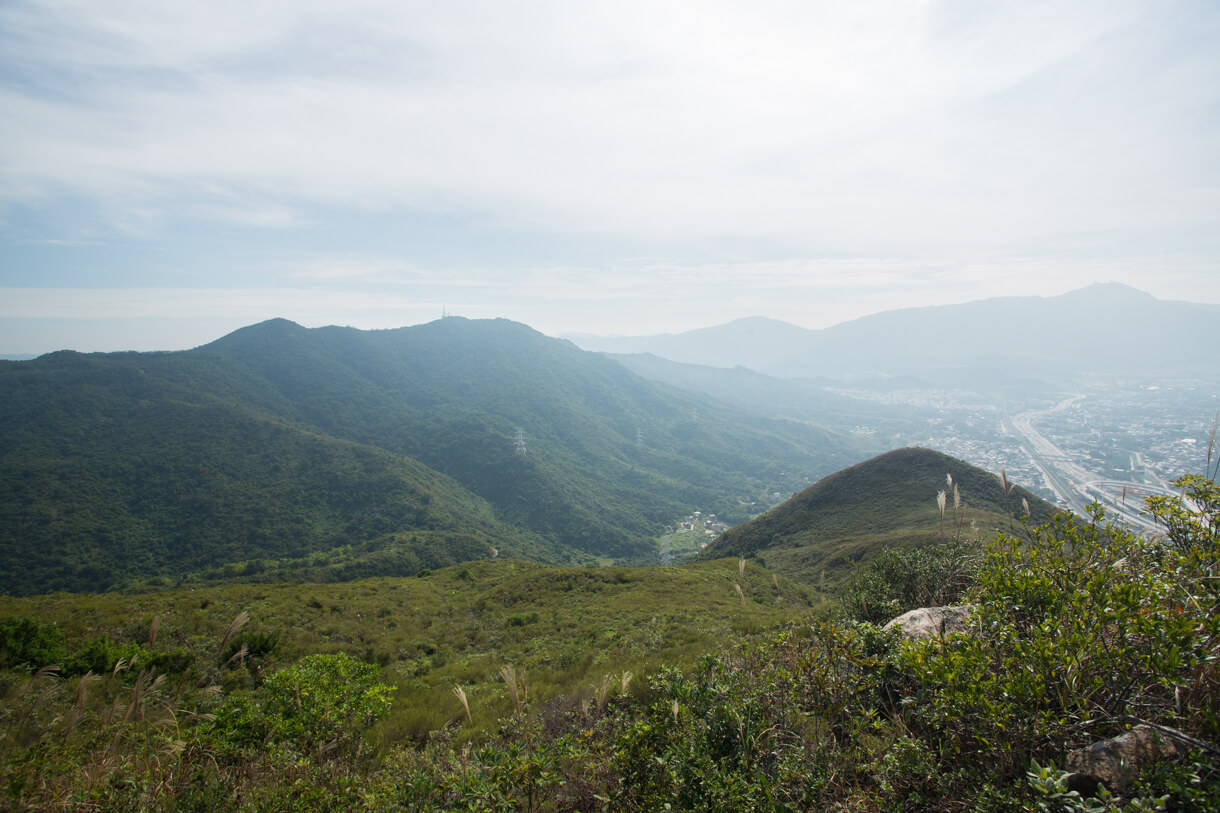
[1,0,1218,355]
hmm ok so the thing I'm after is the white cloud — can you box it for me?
[2,0,1218,355]
[0,287,419,323]
[3,0,1214,254]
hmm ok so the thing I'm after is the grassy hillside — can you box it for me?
[702,446,1057,590]
[2,471,1215,811]
[0,558,814,743]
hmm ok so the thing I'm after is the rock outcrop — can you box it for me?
[883,605,974,639]
[1066,725,1180,795]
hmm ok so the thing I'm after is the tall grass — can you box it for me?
[500,665,527,714]
[452,685,471,724]
[218,610,250,654]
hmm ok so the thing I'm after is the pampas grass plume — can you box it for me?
[453,685,472,723]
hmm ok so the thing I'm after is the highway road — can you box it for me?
[1004,396,1171,534]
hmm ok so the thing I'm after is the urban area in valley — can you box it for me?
[841,381,1218,534]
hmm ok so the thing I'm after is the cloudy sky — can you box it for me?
[1,1,1217,354]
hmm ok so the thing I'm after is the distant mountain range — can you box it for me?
[0,317,865,595]
[571,284,1219,384]
[701,447,1057,590]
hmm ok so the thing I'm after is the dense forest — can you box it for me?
[0,317,870,595]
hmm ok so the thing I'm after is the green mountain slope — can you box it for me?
[162,317,862,558]
[0,351,549,596]
[701,446,1057,590]
[1,318,865,595]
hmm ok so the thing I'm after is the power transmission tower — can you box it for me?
[514,427,528,456]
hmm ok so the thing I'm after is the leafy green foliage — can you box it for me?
[844,537,980,623]
[0,617,68,670]
[236,652,394,758]
[887,476,1220,807]
[0,558,817,809]
[900,496,1217,766]
[64,636,153,677]
[614,655,822,811]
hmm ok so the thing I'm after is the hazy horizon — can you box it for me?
[3,281,1217,358]
[3,2,1218,355]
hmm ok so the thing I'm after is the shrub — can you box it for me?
[64,636,152,676]
[894,475,1220,803]
[206,650,396,779]
[0,617,68,670]
[262,652,396,758]
[506,612,539,628]
[843,537,980,623]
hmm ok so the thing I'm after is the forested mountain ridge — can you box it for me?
[181,317,862,551]
[0,348,549,595]
[0,317,863,595]
[702,446,1057,589]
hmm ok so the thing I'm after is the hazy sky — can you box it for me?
[2,1,1218,354]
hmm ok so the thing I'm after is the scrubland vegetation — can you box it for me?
[1,463,1216,811]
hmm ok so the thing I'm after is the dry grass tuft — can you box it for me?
[1208,413,1218,480]
[101,693,123,726]
[219,611,250,653]
[225,643,249,669]
[596,673,613,713]
[148,616,160,648]
[735,582,746,607]
[452,685,471,724]
[501,665,526,714]
[123,668,166,724]
[75,672,100,710]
